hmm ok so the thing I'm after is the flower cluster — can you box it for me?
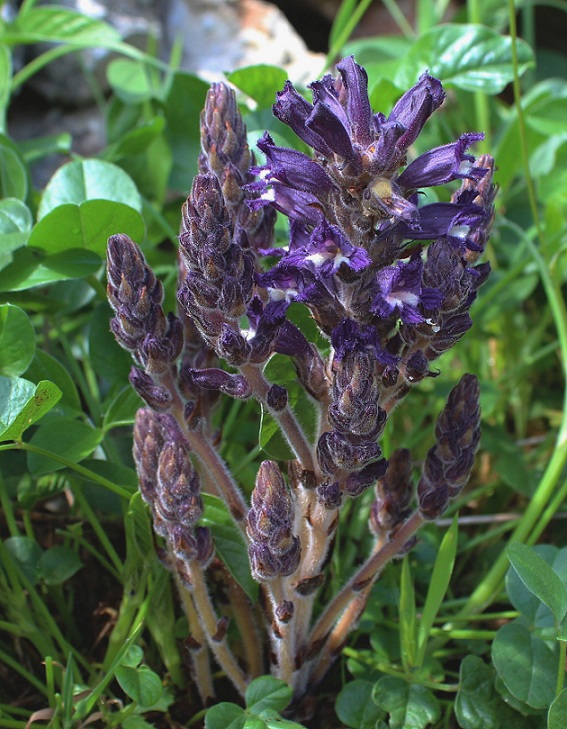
[106,57,494,703]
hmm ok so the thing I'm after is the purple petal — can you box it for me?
[398,133,486,189]
[273,80,334,157]
[336,56,373,147]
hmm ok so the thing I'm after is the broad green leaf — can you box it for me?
[103,386,143,431]
[336,680,385,729]
[205,702,247,729]
[245,677,292,715]
[0,246,101,292]
[256,710,307,728]
[39,545,83,585]
[121,645,144,668]
[25,350,81,414]
[455,655,530,729]
[344,36,413,86]
[38,159,142,219]
[0,304,35,376]
[548,688,567,729]
[0,380,62,442]
[200,494,258,602]
[4,536,42,585]
[163,71,209,192]
[27,420,103,476]
[0,198,32,264]
[107,117,166,159]
[0,135,28,200]
[80,459,138,493]
[227,66,288,109]
[506,545,567,627]
[372,677,441,729]
[114,664,162,707]
[0,376,36,436]
[399,556,417,672]
[11,6,121,46]
[88,302,133,384]
[107,58,157,104]
[507,542,567,625]
[416,513,458,663]
[395,24,534,93]
[29,200,144,257]
[492,619,556,709]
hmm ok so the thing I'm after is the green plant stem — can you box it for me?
[326,0,384,66]
[0,443,132,499]
[102,569,148,671]
[557,639,567,697]
[71,485,124,577]
[467,0,491,151]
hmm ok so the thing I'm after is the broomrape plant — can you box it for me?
[106,57,495,703]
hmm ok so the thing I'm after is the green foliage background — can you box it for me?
[1,0,567,727]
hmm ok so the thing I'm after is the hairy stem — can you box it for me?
[183,559,248,696]
[176,575,215,703]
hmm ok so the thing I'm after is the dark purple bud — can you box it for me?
[156,441,202,526]
[344,458,389,498]
[370,448,414,535]
[247,461,301,581]
[195,526,215,567]
[418,374,481,519]
[216,325,251,366]
[316,481,343,510]
[189,368,251,398]
[275,600,294,623]
[267,384,288,411]
[317,431,381,473]
[129,368,173,411]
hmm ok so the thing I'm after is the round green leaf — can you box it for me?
[507,542,567,625]
[455,655,527,729]
[0,304,35,376]
[204,703,246,729]
[0,135,28,200]
[245,677,292,715]
[4,536,42,585]
[25,350,82,414]
[0,376,36,437]
[227,65,288,108]
[27,420,103,476]
[548,688,567,729]
[107,58,155,104]
[395,24,534,94]
[372,677,441,729]
[492,620,556,709]
[30,201,144,257]
[0,247,102,292]
[336,680,385,729]
[12,6,121,45]
[114,664,162,707]
[39,545,83,585]
[0,198,32,260]
[0,380,62,442]
[38,159,142,219]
